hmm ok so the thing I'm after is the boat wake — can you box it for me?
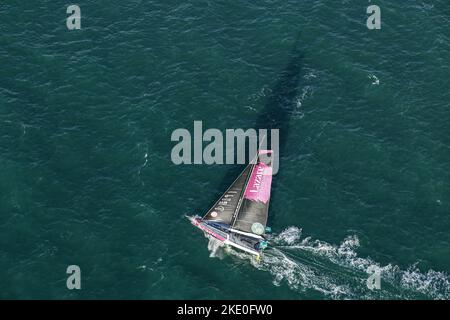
[223,226,450,299]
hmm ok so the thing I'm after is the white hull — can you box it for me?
[223,239,260,257]
[188,215,262,257]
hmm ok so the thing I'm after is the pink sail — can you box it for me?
[244,159,273,204]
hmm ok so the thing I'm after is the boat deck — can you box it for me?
[228,231,261,254]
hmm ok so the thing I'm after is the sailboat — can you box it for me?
[188,149,273,258]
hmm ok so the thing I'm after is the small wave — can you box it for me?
[368,74,380,85]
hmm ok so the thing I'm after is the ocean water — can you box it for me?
[0,1,449,299]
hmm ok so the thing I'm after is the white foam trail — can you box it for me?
[256,247,354,299]
[266,227,450,299]
[399,266,450,300]
[273,226,302,245]
[218,226,449,299]
[223,228,356,299]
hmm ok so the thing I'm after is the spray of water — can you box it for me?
[206,234,226,259]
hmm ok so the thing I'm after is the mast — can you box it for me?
[230,161,256,226]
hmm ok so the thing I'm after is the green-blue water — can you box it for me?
[1,1,449,299]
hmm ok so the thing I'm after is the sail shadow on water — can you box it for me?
[188,35,304,260]
[253,42,304,226]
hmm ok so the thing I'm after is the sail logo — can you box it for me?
[249,166,265,193]
[244,162,272,203]
[171,121,279,174]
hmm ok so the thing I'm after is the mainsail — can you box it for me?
[191,149,274,256]
[232,150,273,235]
[203,163,253,225]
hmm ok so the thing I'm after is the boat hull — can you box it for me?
[188,216,263,257]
